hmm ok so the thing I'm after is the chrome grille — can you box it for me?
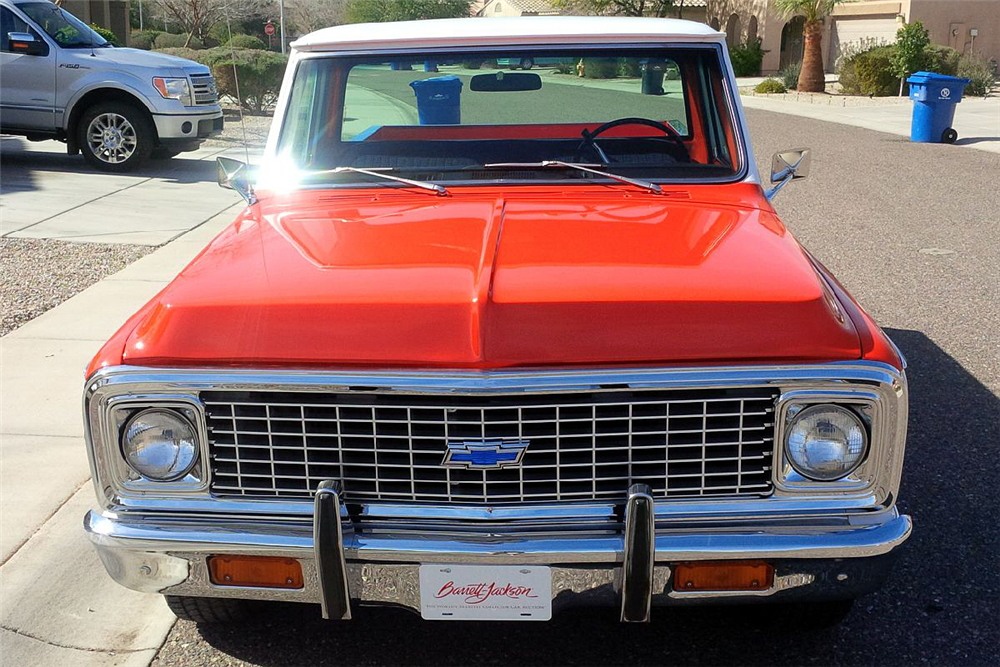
[204,388,777,504]
[189,73,218,105]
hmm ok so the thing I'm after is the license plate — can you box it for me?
[418,564,551,621]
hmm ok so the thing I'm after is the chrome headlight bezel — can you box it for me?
[100,396,211,495]
[773,389,885,495]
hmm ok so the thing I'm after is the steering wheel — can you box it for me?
[574,117,690,163]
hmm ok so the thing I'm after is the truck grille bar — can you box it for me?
[189,73,218,105]
[203,387,777,504]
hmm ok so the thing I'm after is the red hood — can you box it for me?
[119,185,860,369]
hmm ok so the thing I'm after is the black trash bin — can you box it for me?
[641,60,665,95]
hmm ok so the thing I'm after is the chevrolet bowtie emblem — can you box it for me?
[442,440,530,469]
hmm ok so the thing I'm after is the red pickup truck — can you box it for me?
[82,17,910,628]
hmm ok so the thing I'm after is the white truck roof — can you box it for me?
[292,16,725,53]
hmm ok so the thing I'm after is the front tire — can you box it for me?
[78,102,154,172]
[164,595,248,624]
[519,57,534,70]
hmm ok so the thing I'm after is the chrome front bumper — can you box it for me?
[84,489,911,621]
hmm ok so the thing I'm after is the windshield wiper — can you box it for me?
[482,161,662,194]
[312,166,447,196]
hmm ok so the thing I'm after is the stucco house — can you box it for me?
[476,0,562,17]
[476,0,708,24]
[707,0,997,74]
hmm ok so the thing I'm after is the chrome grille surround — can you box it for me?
[188,72,218,105]
[83,363,908,522]
[203,388,777,503]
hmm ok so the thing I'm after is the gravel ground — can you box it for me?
[203,109,274,151]
[151,108,999,667]
[0,238,154,336]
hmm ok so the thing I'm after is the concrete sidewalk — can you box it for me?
[0,206,241,666]
[740,93,1000,153]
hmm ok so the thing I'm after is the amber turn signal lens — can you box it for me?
[673,561,774,592]
[208,555,303,589]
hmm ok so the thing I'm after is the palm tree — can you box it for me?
[774,0,847,93]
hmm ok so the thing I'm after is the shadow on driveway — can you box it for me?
[0,136,223,193]
[167,329,999,666]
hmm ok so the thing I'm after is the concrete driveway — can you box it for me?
[1,137,248,245]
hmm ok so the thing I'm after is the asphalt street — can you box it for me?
[144,108,1000,666]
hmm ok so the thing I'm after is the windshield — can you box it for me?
[274,46,743,186]
[17,1,108,48]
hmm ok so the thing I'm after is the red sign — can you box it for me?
[264,22,275,36]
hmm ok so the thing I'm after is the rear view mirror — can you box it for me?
[765,148,811,201]
[8,32,46,56]
[470,71,542,92]
[217,156,255,204]
[770,148,811,183]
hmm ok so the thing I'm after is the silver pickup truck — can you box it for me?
[0,0,222,171]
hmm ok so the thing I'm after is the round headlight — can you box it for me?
[784,405,868,481]
[121,409,198,481]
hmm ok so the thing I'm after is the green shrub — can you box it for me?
[754,78,786,94]
[90,23,120,46]
[154,46,286,110]
[958,52,997,97]
[210,48,288,112]
[154,32,203,50]
[554,60,576,75]
[226,33,267,50]
[154,47,210,64]
[839,40,961,97]
[130,29,161,50]
[853,45,899,96]
[836,36,888,71]
[836,38,888,94]
[729,38,765,77]
[891,21,930,85]
[923,44,960,76]
[779,62,801,90]
[207,21,232,46]
[462,58,498,70]
[619,59,642,78]
[582,58,619,79]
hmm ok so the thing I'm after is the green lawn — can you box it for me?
[342,66,689,139]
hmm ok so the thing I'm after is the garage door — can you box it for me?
[829,17,899,69]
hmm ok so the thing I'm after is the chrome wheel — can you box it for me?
[86,112,138,164]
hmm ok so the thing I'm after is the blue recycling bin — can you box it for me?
[409,75,462,125]
[907,71,970,144]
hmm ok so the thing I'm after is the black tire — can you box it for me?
[941,127,958,144]
[78,101,155,172]
[164,595,248,624]
[150,147,182,160]
[520,57,534,70]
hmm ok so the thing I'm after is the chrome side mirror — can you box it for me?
[216,156,255,205]
[8,32,46,56]
[765,148,811,201]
